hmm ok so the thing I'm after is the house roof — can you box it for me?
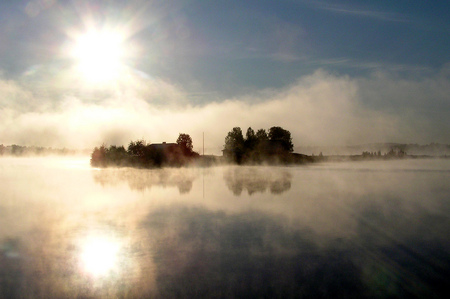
[148,142,178,150]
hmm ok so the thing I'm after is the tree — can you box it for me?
[107,145,127,165]
[90,144,107,167]
[224,127,245,163]
[127,140,146,156]
[224,127,244,151]
[255,129,269,152]
[255,129,268,143]
[244,127,257,151]
[176,133,193,155]
[268,126,293,153]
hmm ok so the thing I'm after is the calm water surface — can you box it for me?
[0,157,449,298]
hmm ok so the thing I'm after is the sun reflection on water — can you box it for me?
[78,234,122,278]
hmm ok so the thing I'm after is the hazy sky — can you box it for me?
[1,0,449,153]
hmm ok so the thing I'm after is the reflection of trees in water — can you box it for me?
[223,167,292,195]
[92,168,197,194]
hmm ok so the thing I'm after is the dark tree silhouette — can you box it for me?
[176,133,193,155]
[222,126,295,164]
[107,145,127,165]
[224,127,245,163]
[255,129,269,159]
[255,129,268,143]
[90,144,107,167]
[90,134,199,168]
[268,126,293,153]
[127,140,146,157]
[244,127,257,152]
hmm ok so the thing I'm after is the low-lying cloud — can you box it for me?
[1,67,449,154]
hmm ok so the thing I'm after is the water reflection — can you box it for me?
[78,233,122,277]
[92,166,293,196]
[0,158,449,298]
[142,206,362,298]
[0,238,23,298]
[92,167,197,194]
[354,199,450,297]
[0,222,154,298]
[223,167,292,195]
[141,204,448,298]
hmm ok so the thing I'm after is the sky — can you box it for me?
[0,0,449,154]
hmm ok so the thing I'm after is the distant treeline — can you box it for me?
[362,148,406,158]
[222,126,311,164]
[90,134,199,168]
[298,143,450,157]
[0,144,86,156]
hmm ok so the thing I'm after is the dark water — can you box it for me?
[0,157,449,298]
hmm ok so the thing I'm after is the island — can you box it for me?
[90,133,200,168]
[88,126,450,169]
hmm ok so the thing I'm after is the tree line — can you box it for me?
[223,126,294,164]
[90,126,297,168]
[0,144,84,156]
[90,133,199,168]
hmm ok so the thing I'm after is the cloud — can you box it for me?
[308,58,433,74]
[304,0,409,23]
[0,68,449,154]
[237,15,309,64]
[0,79,36,111]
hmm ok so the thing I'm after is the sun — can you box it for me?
[71,29,125,83]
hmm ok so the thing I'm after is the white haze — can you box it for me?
[1,67,449,154]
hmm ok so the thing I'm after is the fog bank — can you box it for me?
[1,68,449,154]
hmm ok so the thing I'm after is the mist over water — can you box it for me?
[1,157,449,298]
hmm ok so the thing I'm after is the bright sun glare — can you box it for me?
[72,30,125,83]
[79,235,121,277]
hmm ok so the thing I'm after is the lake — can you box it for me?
[0,157,449,298]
